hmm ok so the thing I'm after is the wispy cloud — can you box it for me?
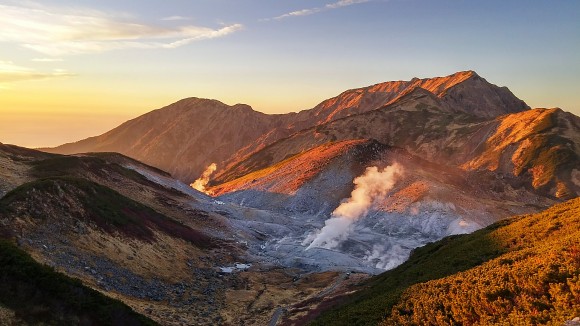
[161,15,191,21]
[0,60,75,83]
[0,2,243,56]
[265,0,372,21]
[326,0,371,9]
[32,58,64,62]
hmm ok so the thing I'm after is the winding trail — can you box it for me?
[268,307,286,326]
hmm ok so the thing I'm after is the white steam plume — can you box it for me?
[305,163,403,250]
[190,163,217,194]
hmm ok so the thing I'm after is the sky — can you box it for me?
[0,0,578,148]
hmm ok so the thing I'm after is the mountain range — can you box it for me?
[2,70,579,325]
[46,71,528,179]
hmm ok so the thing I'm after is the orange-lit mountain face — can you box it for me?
[212,89,578,200]
[302,70,527,124]
[211,138,557,228]
[46,71,529,183]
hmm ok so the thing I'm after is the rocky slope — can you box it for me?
[45,71,528,183]
[0,145,237,324]
[207,136,558,278]
[0,239,157,326]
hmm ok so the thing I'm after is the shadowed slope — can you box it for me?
[0,239,157,326]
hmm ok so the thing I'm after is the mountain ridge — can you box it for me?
[44,70,529,182]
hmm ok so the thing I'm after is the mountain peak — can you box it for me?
[411,70,479,96]
[306,70,526,124]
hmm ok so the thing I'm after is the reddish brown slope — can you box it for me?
[211,139,369,196]
[295,70,526,124]
[45,98,285,182]
[462,108,580,197]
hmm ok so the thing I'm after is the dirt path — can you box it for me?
[314,272,348,299]
[268,307,286,326]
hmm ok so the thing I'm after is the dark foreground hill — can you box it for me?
[0,239,157,326]
[309,198,580,326]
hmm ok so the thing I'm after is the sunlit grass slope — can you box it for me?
[312,198,580,325]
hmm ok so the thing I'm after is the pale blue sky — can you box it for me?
[0,0,579,147]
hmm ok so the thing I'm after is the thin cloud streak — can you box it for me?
[0,60,75,83]
[32,58,64,62]
[265,0,372,21]
[161,16,191,21]
[0,3,243,56]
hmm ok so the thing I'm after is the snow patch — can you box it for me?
[219,263,252,273]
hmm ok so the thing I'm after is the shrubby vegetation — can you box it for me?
[1,177,214,247]
[0,239,157,325]
[312,198,580,325]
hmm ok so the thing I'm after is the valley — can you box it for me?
[1,71,579,325]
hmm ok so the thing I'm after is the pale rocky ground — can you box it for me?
[212,143,555,276]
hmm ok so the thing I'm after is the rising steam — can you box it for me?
[305,163,404,250]
[190,163,217,194]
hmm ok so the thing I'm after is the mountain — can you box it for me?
[297,70,527,123]
[45,71,529,183]
[309,197,580,326]
[213,93,579,200]
[9,71,580,324]
[43,98,284,182]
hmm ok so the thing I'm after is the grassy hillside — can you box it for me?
[312,198,580,325]
[0,239,157,326]
[0,177,214,247]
